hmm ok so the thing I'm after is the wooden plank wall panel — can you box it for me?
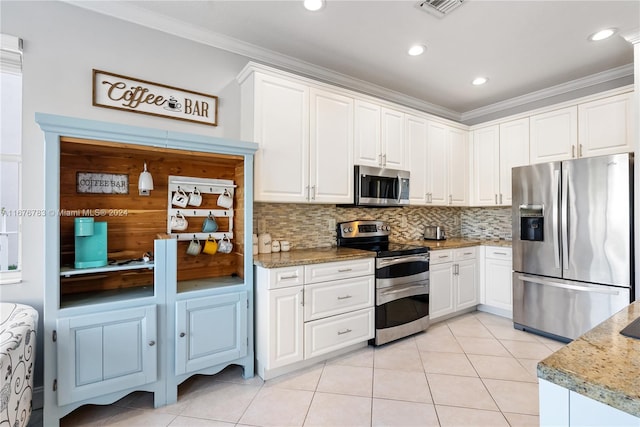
[59,138,245,293]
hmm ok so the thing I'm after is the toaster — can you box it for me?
[424,225,446,240]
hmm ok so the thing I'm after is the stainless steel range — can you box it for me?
[337,220,430,345]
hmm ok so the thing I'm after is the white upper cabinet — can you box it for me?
[578,92,633,158]
[472,125,500,206]
[448,127,469,206]
[529,106,577,163]
[355,101,407,169]
[381,107,406,169]
[407,114,429,205]
[499,118,530,205]
[242,72,309,202]
[309,88,354,204]
[354,100,381,167]
[422,121,469,206]
[240,68,354,204]
[472,118,529,206]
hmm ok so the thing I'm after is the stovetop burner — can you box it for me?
[337,220,428,257]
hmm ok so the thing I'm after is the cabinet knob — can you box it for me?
[148,340,156,346]
[180,332,186,338]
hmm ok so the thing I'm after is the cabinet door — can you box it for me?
[426,121,449,205]
[578,92,633,158]
[499,118,530,205]
[484,258,513,312]
[253,73,309,202]
[309,88,354,204]
[381,107,405,169]
[56,305,157,406]
[429,262,455,320]
[407,114,429,205]
[456,259,478,311]
[472,125,500,206]
[354,100,382,167]
[448,127,469,206]
[530,106,577,163]
[269,286,304,369]
[175,292,248,375]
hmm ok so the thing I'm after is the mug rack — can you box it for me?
[167,175,236,241]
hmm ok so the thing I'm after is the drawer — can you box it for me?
[304,258,374,284]
[267,266,304,290]
[485,246,512,260]
[454,247,477,261]
[430,249,453,265]
[304,307,374,360]
[304,275,374,322]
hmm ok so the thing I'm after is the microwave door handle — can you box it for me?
[396,174,401,204]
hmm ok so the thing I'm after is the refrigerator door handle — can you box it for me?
[561,167,569,270]
[552,169,561,269]
[517,275,622,296]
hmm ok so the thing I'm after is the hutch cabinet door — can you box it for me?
[56,305,157,406]
[175,292,248,375]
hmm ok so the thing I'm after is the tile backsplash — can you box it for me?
[254,203,512,250]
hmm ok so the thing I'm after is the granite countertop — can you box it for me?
[538,301,640,417]
[405,237,512,250]
[253,238,511,268]
[253,247,375,268]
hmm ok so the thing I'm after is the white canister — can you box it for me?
[253,234,259,256]
[258,233,272,254]
[271,240,280,253]
[280,241,291,252]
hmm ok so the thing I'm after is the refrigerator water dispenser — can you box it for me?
[519,205,544,242]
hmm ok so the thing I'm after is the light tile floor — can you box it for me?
[43,311,565,427]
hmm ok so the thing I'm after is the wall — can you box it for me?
[0,1,252,394]
[254,203,511,249]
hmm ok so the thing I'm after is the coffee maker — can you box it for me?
[74,217,108,268]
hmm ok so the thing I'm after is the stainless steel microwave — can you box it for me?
[354,165,410,207]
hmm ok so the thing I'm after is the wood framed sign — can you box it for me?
[77,172,129,194]
[92,69,218,126]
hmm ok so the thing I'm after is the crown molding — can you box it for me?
[621,29,640,45]
[460,63,634,122]
[63,1,633,125]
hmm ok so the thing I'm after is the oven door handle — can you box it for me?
[377,255,429,268]
[377,282,429,305]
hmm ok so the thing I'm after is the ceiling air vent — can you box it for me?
[417,0,464,18]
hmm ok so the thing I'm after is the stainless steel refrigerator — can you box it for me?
[512,153,634,342]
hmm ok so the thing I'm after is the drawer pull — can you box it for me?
[280,274,299,280]
[338,268,353,273]
[463,252,473,255]
[337,328,352,335]
[493,251,508,256]
[337,295,353,300]
[438,255,449,259]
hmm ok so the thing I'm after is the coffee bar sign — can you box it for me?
[92,69,218,126]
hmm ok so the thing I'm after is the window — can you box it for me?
[0,34,23,284]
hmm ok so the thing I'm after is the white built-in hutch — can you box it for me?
[36,113,257,426]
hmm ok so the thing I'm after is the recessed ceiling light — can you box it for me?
[472,77,488,86]
[408,44,426,56]
[303,0,324,11]
[589,28,617,41]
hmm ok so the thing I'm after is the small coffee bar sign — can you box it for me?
[77,172,129,194]
[93,69,218,126]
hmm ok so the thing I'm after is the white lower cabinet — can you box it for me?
[482,246,513,314]
[539,378,640,426]
[56,305,157,406]
[429,248,478,321]
[255,258,374,379]
[175,292,248,375]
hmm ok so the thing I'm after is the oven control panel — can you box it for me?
[337,220,390,238]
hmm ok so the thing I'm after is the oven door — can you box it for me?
[375,281,429,345]
[376,254,429,287]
